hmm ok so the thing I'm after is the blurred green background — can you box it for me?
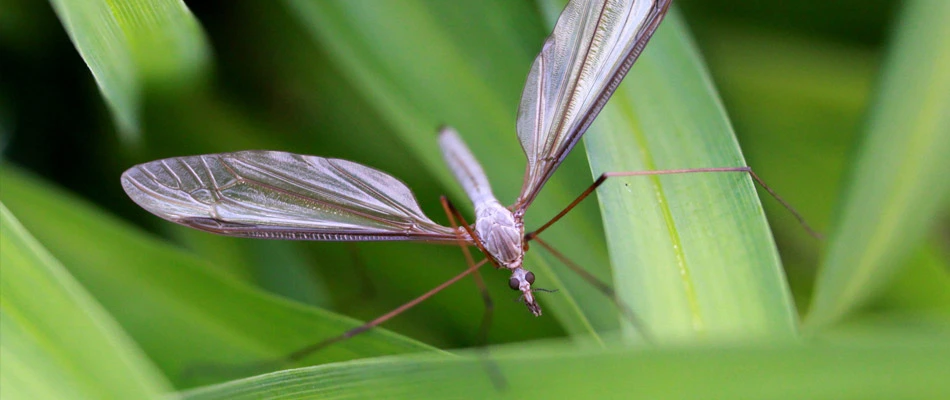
[2,0,948,398]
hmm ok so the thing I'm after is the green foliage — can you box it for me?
[582,9,797,341]
[1,0,948,398]
[177,340,950,400]
[1,167,432,389]
[46,0,208,141]
[1,203,170,399]
[805,0,950,330]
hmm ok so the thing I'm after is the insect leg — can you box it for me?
[530,235,653,342]
[282,257,491,365]
[526,167,820,240]
[180,256,491,383]
[440,196,509,390]
[439,196,495,348]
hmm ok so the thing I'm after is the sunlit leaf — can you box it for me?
[535,0,798,341]
[48,0,209,140]
[180,338,950,400]
[0,166,433,389]
[0,203,170,399]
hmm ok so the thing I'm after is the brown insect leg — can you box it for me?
[440,196,495,348]
[439,196,508,390]
[526,167,821,240]
[531,236,653,343]
[181,257,492,383]
[284,257,491,364]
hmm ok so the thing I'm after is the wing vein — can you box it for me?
[121,151,462,242]
[515,0,671,209]
[325,159,423,229]
[550,1,609,154]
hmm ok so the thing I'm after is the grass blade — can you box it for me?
[1,203,170,399]
[179,337,950,400]
[698,24,879,312]
[0,166,433,388]
[806,0,950,330]
[48,0,209,141]
[538,0,798,340]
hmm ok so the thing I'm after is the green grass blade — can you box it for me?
[539,0,798,340]
[701,24,876,238]
[806,0,950,330]
[179,338,950,400]
[701,21,950,323]
[0,203,170,399]
[0,166,433,389]
[698,24,879,312]
[48,0,209,141]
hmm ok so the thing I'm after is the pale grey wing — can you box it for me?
[515,0,671,209]
[120,151,467,242]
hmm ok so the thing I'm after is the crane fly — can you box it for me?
[122,0,814,363]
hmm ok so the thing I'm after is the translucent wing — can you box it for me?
[515,0,671,209]
[121,151,466,242]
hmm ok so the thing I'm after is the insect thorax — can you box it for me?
[473,199,524,269]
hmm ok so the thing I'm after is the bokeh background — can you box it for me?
[2,0,948,398]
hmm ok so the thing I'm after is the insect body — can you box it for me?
[438,128,536,313]
[121,0,673,317]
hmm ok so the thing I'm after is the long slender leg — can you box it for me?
[289,195,496,364]
[531,236,653,343]
[526,167,820,240]
[439,196,495,348]
[181,257,492,382]
[439,196,507,390]
[284,257,491,363]
[442,197,497,267]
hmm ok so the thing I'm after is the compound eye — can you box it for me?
[508,277,520,290]
[525,271,536,284]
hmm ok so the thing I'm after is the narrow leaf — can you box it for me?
[48,0,209,141]
[538,0,798,340]
[0,166,433,389]
[0,203,170,399]
[807,0,950,329]
[180,338,950,400]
